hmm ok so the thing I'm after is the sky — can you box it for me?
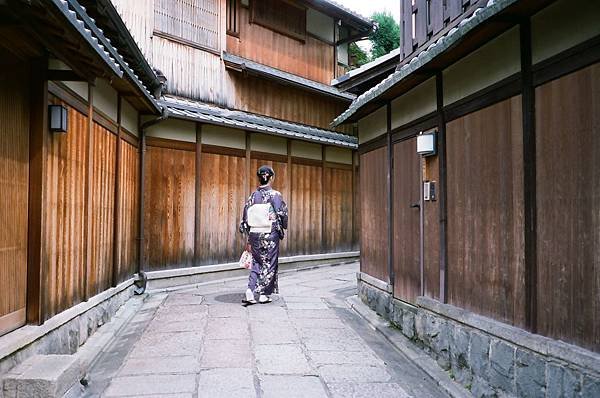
[340,0,400,54]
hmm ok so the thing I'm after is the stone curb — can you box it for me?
[346,295,472,398]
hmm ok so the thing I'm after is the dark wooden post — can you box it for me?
[246,132,251,194]
[387,102,394,287]
[287,139,293,252]
[351,150,356,249]
[112,94,123,287]
[194,123,203,265]
[521,18,537,333]
[27,56,48,324]
[137,126,146,275]
[436,71,448,303]
[321,145,326,253]
[83,83,95,300]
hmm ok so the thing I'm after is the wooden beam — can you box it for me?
[46,69,86,82]
[137,125,146,275]
[521,18,537,333]
[194,123,203,265]
[436,71,448,303]
[351,151,357,249]
[111,94,122,287]
[26,56,48,325]
[83,83,94,300]
[387,102,394,287]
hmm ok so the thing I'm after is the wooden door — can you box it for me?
[0,58,29,336]
[392,137,421,303]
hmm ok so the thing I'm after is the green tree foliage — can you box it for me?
[349,42,369,68]
[369,11,400,60]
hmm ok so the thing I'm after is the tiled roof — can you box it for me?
[332,0,516,126]
[49,0,160,112]
[162,97,358,149]
[319,0,372,26]
[223,53,355,101]
[332,48,401,86]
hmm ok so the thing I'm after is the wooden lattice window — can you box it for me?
[250,0,306,42]
[154,0,220,52]
[227,0,239,36]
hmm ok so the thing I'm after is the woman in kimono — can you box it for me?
[240,165,288,304]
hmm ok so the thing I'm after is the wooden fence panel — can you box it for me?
[250,158,290,256]
[144,145,195,270]
[392,138,421,303]
[290,163,323,256]
[198,152,246,265]
[88,123,116,296]
[323,166,353,253]
[117,140,139,283]
[359,147,389,283]
[0,61,29,335]
[535,63,600,352]
[446,96,525,327]
[43,100,88,319]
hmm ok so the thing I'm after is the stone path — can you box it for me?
[83,263,449,398]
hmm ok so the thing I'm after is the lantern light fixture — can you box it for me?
[49,105,68,133]
[416,130,437,156]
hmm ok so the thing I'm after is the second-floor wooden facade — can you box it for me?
[110,0,372,132]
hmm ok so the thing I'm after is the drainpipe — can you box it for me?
[134,106,169,294]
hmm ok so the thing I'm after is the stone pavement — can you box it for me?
[83,263,449,398]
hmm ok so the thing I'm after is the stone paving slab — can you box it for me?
[118,356,200,376]
[144,319,203,334]
[208,304,248,318]
[250,321,300,344]
[102,374,197,397]
[128,332,203,358]
[199,339,252,368]
[255,344,313,375]
[328,382,412,398]
[259,375,328,398]
[197,368,255,398]
[205,318,249,340]
[308,350,385,366]
[318,364,393,383]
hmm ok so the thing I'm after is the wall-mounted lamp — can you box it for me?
[49,105,68,133]
[416,130,437,156]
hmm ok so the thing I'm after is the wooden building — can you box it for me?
[335,0,600,395]
[0,0,371,361]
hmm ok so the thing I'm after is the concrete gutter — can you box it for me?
[145,251,359,291]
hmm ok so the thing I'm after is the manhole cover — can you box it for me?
[213,293,280,304]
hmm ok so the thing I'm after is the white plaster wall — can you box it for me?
[201,125,246,149]
[325,146,353,164]
[146,118,196,142]
[121,99,139,136]
[391,77,436,129]
[532,0,600,65]
[443,26,520,106]
[93,79,119,122]
[358,105,387,144]
[291,140,322,160]
[250,134,287,155]
[307,8,334,43]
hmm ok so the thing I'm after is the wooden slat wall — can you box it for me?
[290,163,323,255]
[88,123,116,296]
[446,96,526,327]
[227,5,335,84]
[359,147,389,283]
[392,138,421,303]
[423,155,440,300]
[117,140,139,283]
[198,151,246,265]
[535,63,600,352]
[0,61,29,334]
[44,100,88,319]
[249,158,290,256]
[231,74,352,133]
[144,145,195,271]
[112,0,154,63]
[323,166,353,253]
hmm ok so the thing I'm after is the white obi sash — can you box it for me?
[247,203,274,233]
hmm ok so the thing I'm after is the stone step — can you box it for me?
[3,355,82,398]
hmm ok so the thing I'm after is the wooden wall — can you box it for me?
[323,165,354,253]
[392,138,421,303]
[144,141,196,271]
[0,60,29,335]
[446,96,526,328]
[197,150,246,265]
[359,147,389,283]
[117,139,139,283]
[44,99,88,318]
[535,63,600,352]
[227,5,335,84]
[290,162,323,255]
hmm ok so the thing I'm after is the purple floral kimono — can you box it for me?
[239,185,288,296]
